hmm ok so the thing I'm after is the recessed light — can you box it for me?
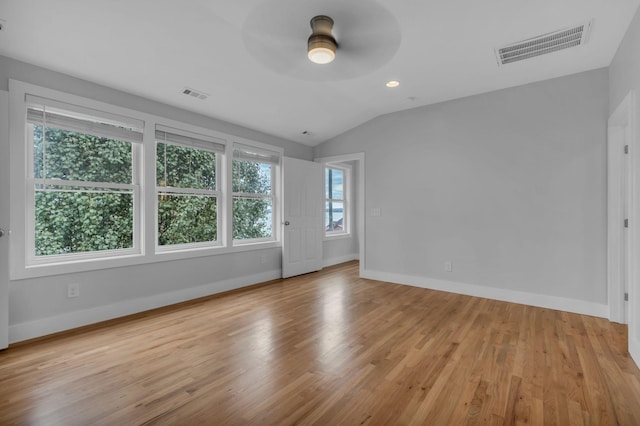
[386,80,400,88]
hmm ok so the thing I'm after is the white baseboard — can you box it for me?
[9,267,611,345]
[361,269,608,319]
[9,269,281,344]
[323,253,359,268]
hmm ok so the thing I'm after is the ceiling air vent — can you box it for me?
[182,87,209,100]
[495,21,592,65]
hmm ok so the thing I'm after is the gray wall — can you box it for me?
[0,44,618,338]
[610,5,640,118]
[0,55,312,341]
[315,68,609,304]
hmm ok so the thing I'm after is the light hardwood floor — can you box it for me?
[1,261,639,425]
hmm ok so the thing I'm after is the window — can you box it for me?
[11,81,283,279]
[156,126,224,248]
[232,144,279,242]
[26,95,142,262]
[325,164,350,236]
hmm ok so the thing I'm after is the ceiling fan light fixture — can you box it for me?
[308,15,337,65]
[308,43,336,65]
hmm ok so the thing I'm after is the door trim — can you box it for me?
[608,90,638,367]
[608,92,633,324]
[315,153,365,277]
[0,90,9,350]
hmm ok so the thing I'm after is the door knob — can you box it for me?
[284,221,290,226]
[0,228,5,238]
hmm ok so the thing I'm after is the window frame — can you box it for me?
[154,125,224,252]
[231,141,281,245]
[324,163,351,239]
[22,89,144,268]
[26,132,142,265]
[9,80,283,280]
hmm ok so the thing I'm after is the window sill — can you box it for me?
[323,233,352,241]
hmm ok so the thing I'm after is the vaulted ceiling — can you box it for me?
[0,0,638,145]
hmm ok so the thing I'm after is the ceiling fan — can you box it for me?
[242,0,401,81]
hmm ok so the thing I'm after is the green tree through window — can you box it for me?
[156,142,218,246]
[33,125,134,256]
[233,159,273,240]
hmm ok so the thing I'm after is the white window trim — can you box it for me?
[324,163,352,239]
[24,111,143,265]
[9,80,283,280]
[11,81,146,278]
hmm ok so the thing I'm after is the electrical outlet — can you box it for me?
[260,255,266,265]
[67,283,80,298]
[444,261,453,272]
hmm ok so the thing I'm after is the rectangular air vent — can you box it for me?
[182,87,209,100]
[495,21,592,65]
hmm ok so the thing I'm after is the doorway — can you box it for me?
[315,153,365,277]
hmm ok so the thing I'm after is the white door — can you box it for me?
[0,90,9,349]
[282,157,323,278]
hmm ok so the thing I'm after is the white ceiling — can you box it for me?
[0,0,638,146]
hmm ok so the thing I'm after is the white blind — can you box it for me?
[26,95,144,144]
[155,125,225,153]
[233,143,280,165]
